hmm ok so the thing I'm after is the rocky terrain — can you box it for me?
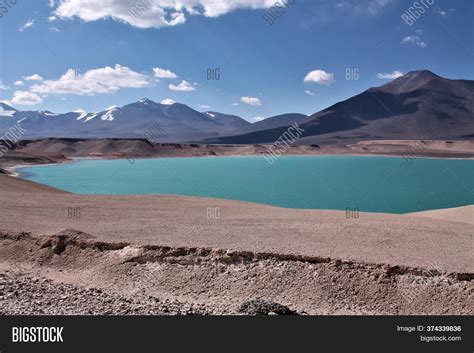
[0,230,471,315]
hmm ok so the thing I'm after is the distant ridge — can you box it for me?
[210,70,474,144]
[2,70,473,144]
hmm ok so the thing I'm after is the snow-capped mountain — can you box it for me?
[210,70,474,144]
[0,99,251,142]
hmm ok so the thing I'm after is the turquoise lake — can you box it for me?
[19,156,474,214]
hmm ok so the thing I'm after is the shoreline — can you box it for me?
[2,138,472,222]
[3,139,473,178]
[6,161,474,220]
[10,150,474,175]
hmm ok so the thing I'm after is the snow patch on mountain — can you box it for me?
[0,106,16,117]
[85,113,98,122]
[75,110,89,121]
[101,107,118,121]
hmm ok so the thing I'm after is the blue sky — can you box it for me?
[0,0,473,122]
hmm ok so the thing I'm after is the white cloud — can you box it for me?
[30,64,149,95]
[19,19,35,32]
[53,0,278,29]
[254,116,265,122]
[153,67,177,79]
[169,80,196,92]
[367,0,392,15]
[0,81,8,90]
[377,70,404,80]
[402,35,427,48]
[305,90,315,96]
[9,91,43,106]
[161,98,176,105]
[304,70,335,85]
[24,74,43,81]
[436,6,455,17]
[14,80,24,86]
[198,104,211,109]
[241,96,261,106]
[231,103,239,106]
[50,26,60,32]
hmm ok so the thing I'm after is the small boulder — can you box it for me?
[238,299,298,315]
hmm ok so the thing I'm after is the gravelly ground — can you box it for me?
[0,230,472,316]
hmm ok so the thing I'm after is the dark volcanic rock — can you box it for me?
[238,299,298,315]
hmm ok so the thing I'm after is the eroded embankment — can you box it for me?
[1,230,472,315]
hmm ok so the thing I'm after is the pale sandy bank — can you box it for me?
[409,205,474,226]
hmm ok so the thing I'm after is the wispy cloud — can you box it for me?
[377,70,404,79]
[169,80,196,92]
[436,6,455,17]
[153,67,178,79]
[24,74,43,81]
[367,0,392,14]
[304,70,335,85]
[161,98,176,105]
[241,96,262,106]
[402,35,427,48]
[19,19,35,32]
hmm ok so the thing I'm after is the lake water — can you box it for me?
[19,156,474,214]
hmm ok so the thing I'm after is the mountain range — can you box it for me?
[1,70,473,144]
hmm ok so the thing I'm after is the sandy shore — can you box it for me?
[409,205,474,226]
[0,173,472,315]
